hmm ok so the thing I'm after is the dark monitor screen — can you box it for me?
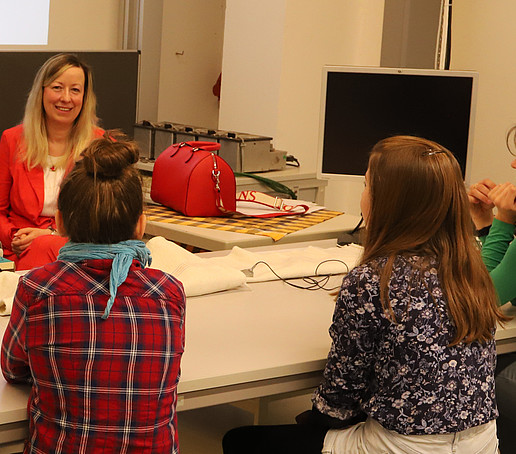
[318,66,478,182]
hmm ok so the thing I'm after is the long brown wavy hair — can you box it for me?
[361,135,508,345]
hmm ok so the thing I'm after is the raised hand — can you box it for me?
[488,182,516,226]
[468,179,497,229]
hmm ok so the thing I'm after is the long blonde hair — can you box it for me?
[22,53,98,169]
[362,135,508,345]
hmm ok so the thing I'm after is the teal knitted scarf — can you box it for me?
[58,240,152,319]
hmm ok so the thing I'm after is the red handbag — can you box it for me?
[150,141,236,216]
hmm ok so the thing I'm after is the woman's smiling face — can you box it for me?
[43,66,85,129]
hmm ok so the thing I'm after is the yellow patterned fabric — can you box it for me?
[145,204,344,241]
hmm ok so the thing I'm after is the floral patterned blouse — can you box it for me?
[312,254,498,435]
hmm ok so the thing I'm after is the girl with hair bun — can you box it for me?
[1,132,186,453]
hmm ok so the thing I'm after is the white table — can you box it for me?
[492,302,516,354]
[0,276,335,452]
[2,246,516,451]
[145,212,362,252]
[139,161,347,251]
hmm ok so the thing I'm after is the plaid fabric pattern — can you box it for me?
[145,204,344,241]
[1,259,185,454]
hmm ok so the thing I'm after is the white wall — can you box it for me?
[281,1,384,215]
[0,0,122,50]
[219,0,385,215]
[138,0,164,122]
[218,0,287,137]
[451,1,516,186]
[14,1,514,216]
[156,0,226,129]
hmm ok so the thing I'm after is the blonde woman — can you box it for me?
[0,53,103,270]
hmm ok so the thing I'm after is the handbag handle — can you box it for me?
[170,141,221,160]
[180,141,221,152]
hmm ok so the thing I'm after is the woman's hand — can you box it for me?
[468,179,496,229]
[11,227,53,255]
[488,182,516,225]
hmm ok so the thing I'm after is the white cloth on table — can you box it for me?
[204,244,363,282]
[0,238,363,310]
[146,236,248,297]
[0,272,21,316]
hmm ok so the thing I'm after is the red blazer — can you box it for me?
[0,125,104,255]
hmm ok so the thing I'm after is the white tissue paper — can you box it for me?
[0,242,361,310]
[146,236,247,297]
[205,244,364,282]
[0,271,21,316]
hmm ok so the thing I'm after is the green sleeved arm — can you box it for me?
[480,218,516,306]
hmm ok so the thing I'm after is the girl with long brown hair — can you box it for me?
[223,136,506,454]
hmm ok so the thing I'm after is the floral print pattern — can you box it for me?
[312,255,498,435]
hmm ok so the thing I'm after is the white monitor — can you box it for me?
[317,66,479,186]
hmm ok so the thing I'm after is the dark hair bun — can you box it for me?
[59,130,143,244]
[81,130,139,178]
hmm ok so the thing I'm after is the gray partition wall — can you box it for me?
[381,0,442,69]
[0,50,139,138]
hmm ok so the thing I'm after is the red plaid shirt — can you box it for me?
[1,259,185,454]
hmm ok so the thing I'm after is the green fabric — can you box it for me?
[234,172,298,199]
[480,218,516,306]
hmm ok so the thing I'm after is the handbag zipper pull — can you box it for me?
[211,153,221,190]
[211,153,229,213]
